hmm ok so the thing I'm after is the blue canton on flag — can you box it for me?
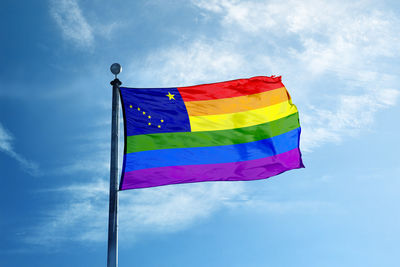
[120,87,191,136]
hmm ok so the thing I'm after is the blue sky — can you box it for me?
[1,0,400,266]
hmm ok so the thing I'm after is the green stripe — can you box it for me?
[126,112,299,153]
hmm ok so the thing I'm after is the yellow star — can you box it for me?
[143,111,146,115]
[160,119,164,123]
[148,122,151,126]
[129,105,132,108]
[166,92,175,100]
[158,125,161,128]
[148,115,151,119]
[137,107,140,111]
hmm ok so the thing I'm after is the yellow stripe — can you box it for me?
[185,87,289,116]
[189,100,298,132]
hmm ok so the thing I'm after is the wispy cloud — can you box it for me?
[133,0,400,151]
[118,182,245,233]
[131,40,247,87]
[49,0,121,48]
[25,179,246,246]
[50,0,94,47]
[0,122,39,176]
[301,88,399,150]
[25,179,108,246]
[26,175,333,247]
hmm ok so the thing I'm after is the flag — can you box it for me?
[119,76,304,190]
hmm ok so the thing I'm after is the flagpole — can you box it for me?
[108,63,122,267]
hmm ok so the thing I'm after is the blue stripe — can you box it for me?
[124,128,301,172]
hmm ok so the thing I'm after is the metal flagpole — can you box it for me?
[108,63,122,267]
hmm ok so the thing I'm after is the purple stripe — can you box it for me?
[120,148,304,190]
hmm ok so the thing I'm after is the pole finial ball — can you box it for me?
[110,63,122,76]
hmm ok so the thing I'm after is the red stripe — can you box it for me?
[178,76,284,101]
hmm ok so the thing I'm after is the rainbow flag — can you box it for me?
[119,76,304,190]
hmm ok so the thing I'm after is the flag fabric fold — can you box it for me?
[119,76,304,190]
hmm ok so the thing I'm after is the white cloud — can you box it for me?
[57,159,109,175]
[50,0,94,47]
[130,40,247,87]
[135,0,400,151]
[25,180,108,245]
[49,0,121,48]
[25,179,245,245]
[119,182,245,233]
[301,88,400,151]
[0,123,13,152]
[0,122,39,176]
[26,176,332,246]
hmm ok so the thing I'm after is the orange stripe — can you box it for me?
[185,86,290,116]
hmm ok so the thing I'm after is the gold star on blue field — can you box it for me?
[120,87,190,136]
[166,92,175,100]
